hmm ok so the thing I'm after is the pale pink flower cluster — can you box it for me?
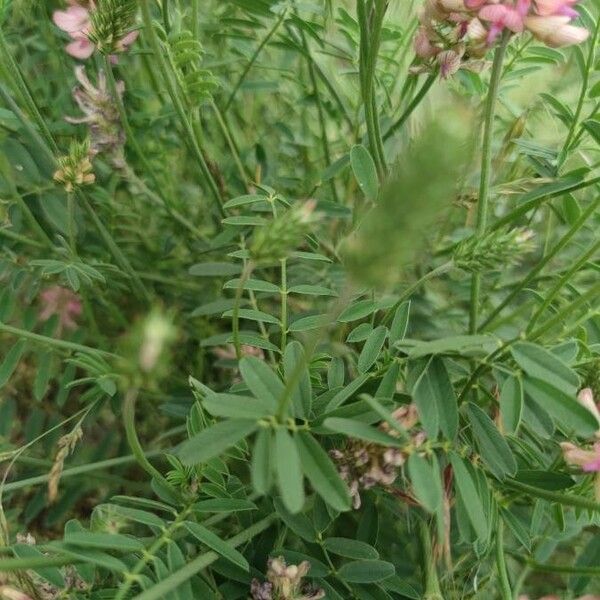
[52,0,137,60]
[560,389,600,482]
[414,0,589,78]
[39,286,82,333]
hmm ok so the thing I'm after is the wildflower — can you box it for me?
[138,311,176,372]
[560,441,600,472]
[53,139,96,193]
[52,1,95,59]
[412,0,589,79]
[576,387,600,436]
[0,587,33,600]
[330,403,424,509]
[52,0,138,60]
[66,66,126,167]
[524,15,589,46]
[251,557,324,600]
[39,286,83,332]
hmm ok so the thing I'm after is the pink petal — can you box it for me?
[52,7,89,33]
[66,38,95,60]
[479,4,509,22]
[503,9,525,32]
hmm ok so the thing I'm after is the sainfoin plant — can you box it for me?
[1,0,600,597]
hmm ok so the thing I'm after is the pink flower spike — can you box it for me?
[535,0,579,17]
[583,444,600,472]
[114,30,139,53]
[39,286,83,333]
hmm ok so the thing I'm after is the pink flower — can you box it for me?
[52,3,94,59]
[479,0,531,43]
[39,286,82,332]
[534,0,579,17]
[52,1,138,60]
[525,14,589,46]
[560,441,600,472]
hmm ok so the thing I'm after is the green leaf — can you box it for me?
[288,284,337,296]
[350,144,379,201]
[13,544,65,587]
[239,356,283,413]
[283,341,312,418]
[222,215,266,226]
[274,498,316,543]
[223,194,268,209]
[499,375,523,434]
[411,357,458,440]
[467,403,517,479]
[222,308,280,325]
[514,470,574,491]
[296,431,351,512]
[389,301,410,345]
[449,453,488,541]
[337,299,379,323]
[274,429,305,514]
[406,334,499,359]
[178,419,257,466]
[202,393,273,419]
[323,537,379,560]
[251,428,273,495]
[192,499,257,513]
[184,522,249,571]
[288,314,330,332]
[63,532,144,552]
[407,453,442,514]
[223,278,279,293]
[188,262,242,277]
[323,418,402,447]
[358,326,387,374]
[347,323,373,343]
[524,377,598,436]
[337,560,394,583]
[0,339,26,388]
[511,341,579,395]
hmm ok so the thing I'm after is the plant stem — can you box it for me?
[294,21,339,202]
[0,321,117,358]
[280,258,288,353]
[495,520,513,600]
[139,0,224,217]
[420,520,443,600]
[132,515,276,600]
[223,9,287,112]
[122,389,175,494]
[469,32,509,334]
[482,193,600,330]
[79,192,152,304]
[232,261,254,359]
[67,192,76,254]
[383,72,437,141]
[357,0,388,179]
[559,16,600,167]
[503,478,600,512]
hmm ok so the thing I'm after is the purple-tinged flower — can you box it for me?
[39,286,82,332]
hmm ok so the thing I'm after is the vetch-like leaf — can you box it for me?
[274,429,305,514]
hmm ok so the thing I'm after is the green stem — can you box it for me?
[232,262,254,359]
[420,520,443,600]
[357,0,388,179]
[0,556,77,571]
[383,72,437,141]
[122,389,174,494]
[482,193,600,330]
[526,238,600,333]
[0,28,59,153]
[469,32,509,334]
[280,258,288,353]
[191,0,199,38]
[2,451,161,493]
[67,192,76,254]
[223,9,287,112]
[0,321,116,357]
[504,478,600,512]
[559,16,600,167]
[132,515,276,600]
[139,0,224,217]
[294,21,339,202]
[79,192,152,304]
[382,261,453,326]
[495,521,513,600]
